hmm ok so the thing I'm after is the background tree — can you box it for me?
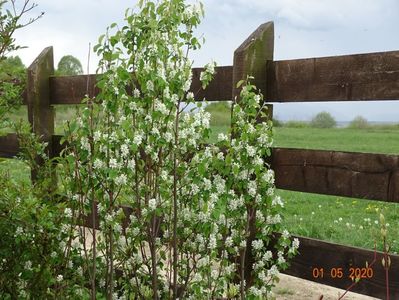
[310,111,337,128]
[55,55,83,76]
[0,0,43,130]
[349,115,369,129]
[0,55,25,127]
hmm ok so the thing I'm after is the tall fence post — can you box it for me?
[231,21,274,286]
[27,46,55,182]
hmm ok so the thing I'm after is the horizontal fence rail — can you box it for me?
[267,50,399,102]
[16,50,399,105]
[3,136,399,203]
[46,66,234,104]
[0,134,19,158]
[272,147,399,202]
[284,235,399,298]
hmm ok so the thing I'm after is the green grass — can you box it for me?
[1,105,81,135]
[2,104,399,253]
[273,127,399,154]
[207,121,399,252]
[278,189,399,253]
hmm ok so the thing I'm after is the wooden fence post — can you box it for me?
[27,46,55,182]
[231,21,274,287]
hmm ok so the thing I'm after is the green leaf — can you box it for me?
[236,79,245,88]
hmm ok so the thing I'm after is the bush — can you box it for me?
[284,120,309,128]
[204,102,231,126]
[310,111,336,128]
[348,115,369,129]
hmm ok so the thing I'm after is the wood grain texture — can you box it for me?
[272,147,399,202]
[283,235,399,299]
[49,67,233,105]
[190,66,233,101]
[26,47,55,180]
[45,50,399,104]
[267,50,399,102]
[232,22,274,99]
[0,134,19,158]
[49,74,99,104]
[27,47,55,140]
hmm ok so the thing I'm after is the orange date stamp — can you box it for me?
[312,267,374,280]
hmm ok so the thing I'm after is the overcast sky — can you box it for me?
[12,0,399,121]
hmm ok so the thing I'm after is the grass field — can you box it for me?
[206,103,399,253]
[2,104,399,253]
[274,127,399,253]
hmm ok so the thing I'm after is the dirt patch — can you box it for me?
[272,274,380,300]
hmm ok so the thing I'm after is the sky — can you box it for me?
[11,0,399,122]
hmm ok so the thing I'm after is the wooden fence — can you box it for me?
[1,21,399,298]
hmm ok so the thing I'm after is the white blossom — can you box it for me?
[120,144,129,158]
[94,158,105,170]
[80,137,90,152]
[248,180,257,197]
[272,195,284,207]
[278,251,286,264]
[187,91,194,100]
[109,158,119,169]
[268,265,279,277]
[127,159,135,171]
[246,145,256,157]
[262,169,275,184]
[155,100,168,115]
[93,131,102,142]
[133,134,143,146]
[24,260,32,270]
[282,229,290,239]
[292,238,300,249]
[217,133,228,142]
[148,198,157,210]
[147,80,154,91]
[209,234,217,249]
[133,88,140,98]
[171,94,179,104]
[115,174,127,186]
[263,251,273,262]
[252,239,264,251]
[225,236,233,247]
[64,208,72,218]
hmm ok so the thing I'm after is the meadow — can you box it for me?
[1,103,399,254]
[206,103,399,254]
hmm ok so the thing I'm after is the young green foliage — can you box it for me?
[61,0,298,299]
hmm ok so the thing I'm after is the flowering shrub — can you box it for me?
[0,124,86,299]
[57,0,299,299]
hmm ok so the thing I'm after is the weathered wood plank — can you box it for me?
[6,138,399,204]
[232,22,274,99]
[27,47,55,180]
[49,74,98,105]
[0,133,19,158]
[49,66,233,105]
[267,50,399,102]
[283,235,399,299]
[191,66,233,101]
[272,147,399,202]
